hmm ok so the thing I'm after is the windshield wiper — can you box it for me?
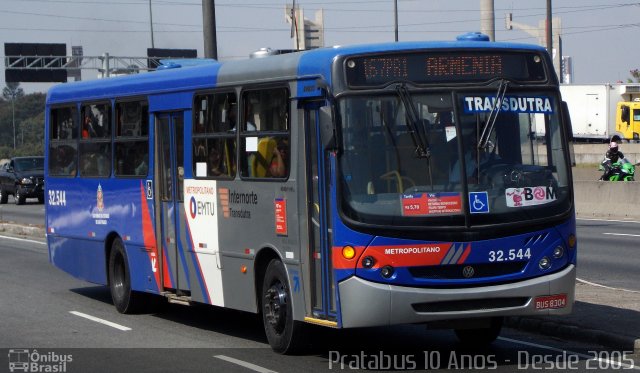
[478,79,508,149]
[395,84,430,159]
[395,84,434,190]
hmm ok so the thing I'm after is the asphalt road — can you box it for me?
[576,218,640,291]
[1,235,638,372]
[0,196,44,226]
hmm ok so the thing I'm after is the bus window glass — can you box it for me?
[50,106,78,140]
[81,103,111,139]
[79,142,111,177]
[49,106,79,176]
[114,100,149,178]
[240,88,290,179]
[116,101,148,137]
[50,143,78,176]
[193,92,237,179]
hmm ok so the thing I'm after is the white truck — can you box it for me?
[551,84,640,141]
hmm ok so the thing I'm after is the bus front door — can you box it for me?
[156,112,190,295]
[306,105,337,323]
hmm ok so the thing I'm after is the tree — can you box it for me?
[2,82,25,149]
[628,69,640,83]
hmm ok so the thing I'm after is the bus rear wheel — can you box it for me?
[108,237,143,313]
[261,259,304,354]
[454,317,503,346]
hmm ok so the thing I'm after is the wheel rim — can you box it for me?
[112,251,126,300]
[264,282,287,334]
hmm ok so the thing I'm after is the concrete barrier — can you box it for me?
[572,143,640,165]
[574,180,640,220]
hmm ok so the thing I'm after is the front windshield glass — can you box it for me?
[338,90,570,226]
[14,157,44,172]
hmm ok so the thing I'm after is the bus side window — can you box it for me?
[192,92,237,179]
[240,87,290,179]
[49,107,79,177]
[115,100,149,178]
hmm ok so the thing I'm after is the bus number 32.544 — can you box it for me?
[48,190,67,207]
[488,248,531,262]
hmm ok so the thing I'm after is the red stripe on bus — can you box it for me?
[140,182,161,291]
[457,244,472,264]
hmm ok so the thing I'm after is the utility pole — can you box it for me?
[394,0,398,42]
[11,94,15,149]
[480,0,495,41]
[149,0,155,48]
[546,0,552,54]
[203,0,218,59]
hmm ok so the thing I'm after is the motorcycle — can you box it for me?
[598,159,635,181]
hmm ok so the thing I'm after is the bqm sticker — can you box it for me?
[505,186,556,207]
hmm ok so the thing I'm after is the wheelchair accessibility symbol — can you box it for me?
[469,192,489,214]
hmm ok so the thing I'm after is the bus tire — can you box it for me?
[108,237,143,314]
[261,259,304,354]
[454,317,503,346]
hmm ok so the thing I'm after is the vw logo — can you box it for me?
[462,266,475,278]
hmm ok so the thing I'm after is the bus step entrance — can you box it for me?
[164,293,192,306]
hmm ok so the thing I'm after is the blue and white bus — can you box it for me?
[45,33,576,353]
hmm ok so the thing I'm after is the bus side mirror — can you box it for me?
[319,106,337,150]
[561,101,576,167]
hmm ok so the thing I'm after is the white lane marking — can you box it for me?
[577,277,640,294]
[69,311,132,331]
[0,234,46,245]
[603,232,640,238]
[214,355,278,373]
[499,337,640,370]
[578,217,640,224]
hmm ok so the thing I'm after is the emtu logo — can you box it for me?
[189,197,197,219]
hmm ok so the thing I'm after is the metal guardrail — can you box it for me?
[3,54,183,77]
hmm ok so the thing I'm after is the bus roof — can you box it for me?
[46,39,547,105]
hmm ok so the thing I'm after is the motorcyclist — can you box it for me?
[599,140,626,180]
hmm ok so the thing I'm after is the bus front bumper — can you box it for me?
[338,265,575,328]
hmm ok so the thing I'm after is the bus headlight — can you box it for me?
[380,266,394,279]
[362,256,375,269]
[20,178,33,185]
[539,256,551,270]
[553,246,564,259]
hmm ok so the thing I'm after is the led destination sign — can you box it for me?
[345,51,547,87]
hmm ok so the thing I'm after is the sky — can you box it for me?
[1,0,639,93]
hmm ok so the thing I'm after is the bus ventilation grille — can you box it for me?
[408,261,526,280]
[412,297,529,313]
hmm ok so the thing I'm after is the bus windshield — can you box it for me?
[338,89,571,226]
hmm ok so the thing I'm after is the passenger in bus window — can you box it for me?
[228,105,256,131]
[208,148,225,177]
[57,148,76,176]
[60,115,74,139]
[268,139,288,177]
[82,119,91,139]
[134,148,148,176]
[194,139,206,162]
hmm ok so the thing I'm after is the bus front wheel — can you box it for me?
[454,317,503,346]
[261,259,304,354]
[108,237,143,313]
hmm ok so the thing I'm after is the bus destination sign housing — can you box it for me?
[345,50,547,88]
